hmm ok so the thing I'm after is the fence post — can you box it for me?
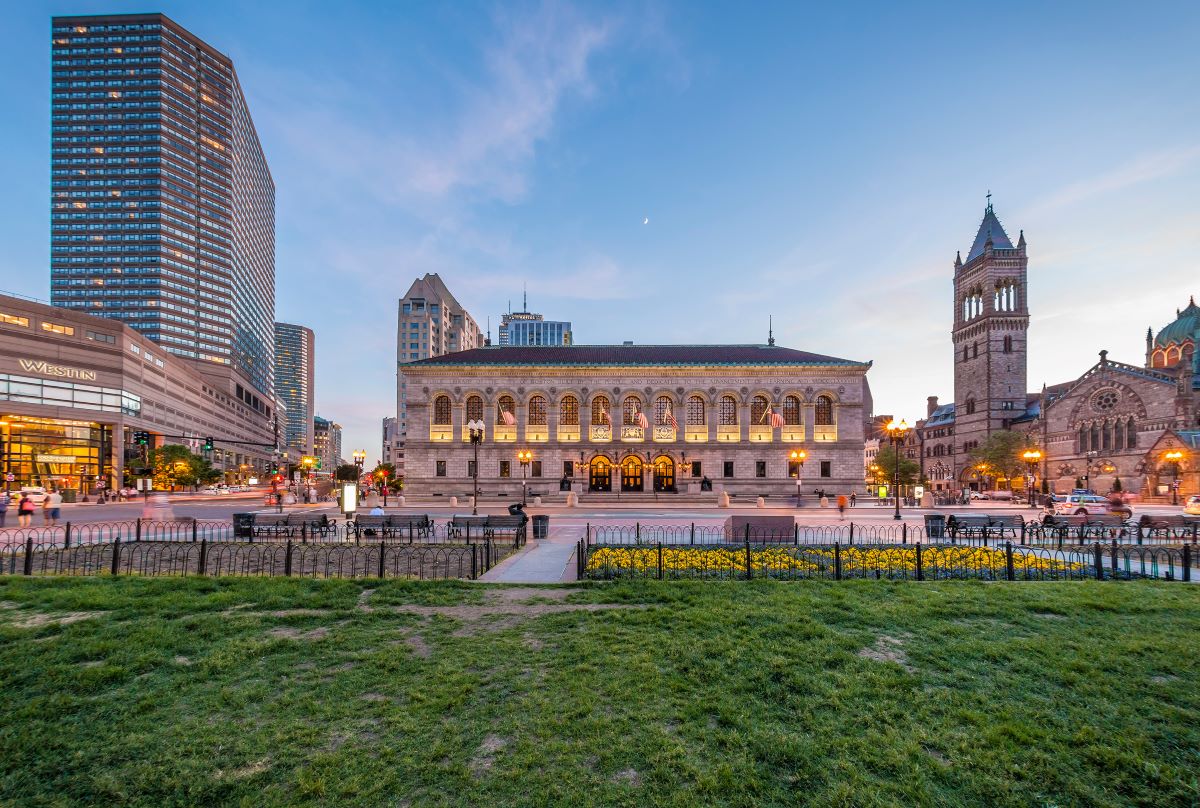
[487,537,493,570]
[409,522,414,544]
[192,519,198,543]
[657,542,664,580]
[745,538,752,581]
[23,536,33,576]
[1183,544,1191,583]
[198,538,208,576]
[135,517,142,543]
[982,525,989,548]
[1093,542,1103,581]
[586,522,590,547]
[849,523,855,546]
[471,544,477,580]
[64,522,72,550]
[1110,540,1119,580]
[834,542,842,581]
[915,542,923,581]
[466,523,471,545]
[637,522,641,543]
[1005,541,1015,582]
[110,535,121,576]
[691,522,696,545]
[284,539,293,576]
[378,542,386,579]
[902,522,907,545]
[1019,521,1026,546]
[302,522,309,546]
[794,522,798,546]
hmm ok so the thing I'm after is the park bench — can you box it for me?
[448,514,527,540]
[1138,514,1200,541]
[290,513,337,538]
[250,514,293,539]
[1038,514,1129,541]
[946,514,1026,540]
[349,514,432,540]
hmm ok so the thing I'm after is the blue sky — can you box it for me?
[3,1,1199,461]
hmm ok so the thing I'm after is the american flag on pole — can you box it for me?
[635,411,649,429]
[666,408,679,431]
[599,406,611,426]
[498,404,515,426]
[769,410,785,429]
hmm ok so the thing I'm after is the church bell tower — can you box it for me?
[951,196,1029,483]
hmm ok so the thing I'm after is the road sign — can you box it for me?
[3,473,13,482]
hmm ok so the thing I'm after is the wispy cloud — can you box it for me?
[1026,143,1200,215]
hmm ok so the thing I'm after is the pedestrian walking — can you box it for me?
[18,494,34,527]
[45,490,63,527]
[849,493,857,508]
[836,494,848,520]
[0,493,8,527]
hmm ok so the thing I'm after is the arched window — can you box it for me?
[1003,335,1013,354]
[815,395,834,425]
[964,398,975,416]
[1152,350,1166,368]
[497,395,515,425]
[1114,420,1124,451]
[623,396,643,425]
[1127,418,1137,448]
[750,395,769,424]
[654,395,673,425]
[1166,346,1181,365]
[591,395,611,425]
[686,395,705,425]
[528,395,547,426]
[719,395,738,425]
[1078,425,1088,452]
[782,395,801,425]
[465,395,483,423]
[1090,423,1100,451]
[432,395,451,425]
[1101,421,1111,451]
[559,395,579,426]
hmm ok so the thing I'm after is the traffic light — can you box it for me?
[133,431,149,446]
[269,462,278,474]
[203,436,214,451]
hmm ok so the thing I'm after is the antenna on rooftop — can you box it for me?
[523,283,527,312]
[768,315,775,346]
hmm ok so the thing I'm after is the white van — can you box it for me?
[10,487,48,505]
[1049,494,1116,516]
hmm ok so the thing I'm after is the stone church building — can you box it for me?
[915,201,1198,499]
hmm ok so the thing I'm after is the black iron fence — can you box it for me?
[578,538,1195,583]
[0,534,518,580]
[583,520,1200,548]
[0,518,527,550]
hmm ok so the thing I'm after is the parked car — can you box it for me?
[1184,495,1200,516]
[981,490,1013,501]
[968,490,986,501]
[1047,494,1128,517]
[10,486,48,505]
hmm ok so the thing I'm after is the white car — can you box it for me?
[10,486,48,505]
[1184,496,1200,516]
[1050,494,1119,516]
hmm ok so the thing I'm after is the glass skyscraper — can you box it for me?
[49,13,275,396]
[274,322,315,459]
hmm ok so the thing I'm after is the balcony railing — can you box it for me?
[429,425,453,442]
[590,425,612,442]
[557,426,580,443]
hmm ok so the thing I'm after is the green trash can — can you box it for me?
[60,489,77,504]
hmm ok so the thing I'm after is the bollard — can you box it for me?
[23,536,34,576]
[915,542,923,581]
[64,523,72,550]
[284,539,293,576]
[1093,542,1104,581]
[110,536,121,576]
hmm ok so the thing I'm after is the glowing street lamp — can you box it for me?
[789,449,806,505]
[1022,449,1042,510]
[885,419,910,520]
[517,449,533,505]
[467,420,485,515]
[1163,450,1185,505]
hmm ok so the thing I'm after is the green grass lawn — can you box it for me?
[0,577,1197,807]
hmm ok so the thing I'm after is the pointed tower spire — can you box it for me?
[1017,229,1026,248]
[954,250,962,269]
[767,315,775,346]
[966,194,1013,262]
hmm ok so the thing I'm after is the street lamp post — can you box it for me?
[517,449,532,506]
[885,419,910,520]
[789,449,806,506]
[1164,450,1184,505]
[467,420,484,515]
[1082,450,1098,492]
[1022,449,1042,510]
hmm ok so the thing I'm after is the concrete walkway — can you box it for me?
[479,524,579,583]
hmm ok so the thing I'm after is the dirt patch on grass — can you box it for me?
[357,588,375,613]
[174,655,192,666]
[267,626,329,641]
[470,734,507,777]
[858,634,914,673]
[612,768,642,786]
[484,587,574,604]
[362,692,387,702]
[78,660,104,668]
[923,746,951,766]
[6,611,103,629]
[386,601,642,635]
[1032,612,1067,620]
[1151,674,1179,684]
[405,633,432,659]
[523,633,544,651]
[219,758,270,780]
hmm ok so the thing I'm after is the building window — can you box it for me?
[435,460,446,477]
[719,395,738,426]
[782,395,801,425]
[788,460,802,478]
[499,460,511,478]
[723,460,734,478]
[690,462,701,478]
[820,460,832,478]
[1127,418,1137,448]
[1003,335,1013,353]
[562,461,574,478]
[965,398,976,415]
[623,395,643,425]
[654,395,674,426]
[467,460,476,478]
[1078,425,1087,453]
[497,395,515,425]
[755,460,766,478]
[815,396,834,425]
[531,460,542,478]
[972,342,979,359]
[559,395,579,426]
[465,395,483,423]
[432,395,451,425]
[41,322,75,336]
[686,395,705,425]
[527,395,548,426]
[751,395,769,424]
[962,346,969,363]
[0,313,29,327]
[591,395,611,425]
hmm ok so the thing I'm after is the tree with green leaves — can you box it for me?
[968,431,1036,488]
[874,445,920,488]
[150,444,221,490]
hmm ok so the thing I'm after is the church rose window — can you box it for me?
[1091,390,1119,412]
[433,395,451,425]
[559,396,579,426]
[528,395,547,426]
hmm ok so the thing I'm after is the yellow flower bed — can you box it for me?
[584,544,1086,579]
